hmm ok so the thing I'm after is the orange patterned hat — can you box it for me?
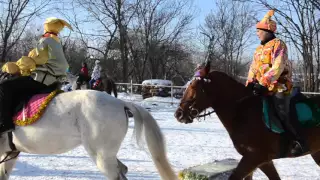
[256,10,277,33]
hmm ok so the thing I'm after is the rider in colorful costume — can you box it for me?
[89,60,102,89]
[246,10,308,156]
[0,17,72,135]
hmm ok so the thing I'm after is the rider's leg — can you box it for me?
[273,92,309,156]
[0,76,55,135]
[0,83,15,135]
[76,75,82,90]
[89,79,96,89]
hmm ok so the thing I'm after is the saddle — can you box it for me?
[13,89,63,126]
[262,90,320,134]
[93,78,102,89]
[12,82,63,126]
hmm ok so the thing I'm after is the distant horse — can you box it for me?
[174,67,320,180]
[0,89,177,180]
[92,75,118,98]
[74,73,118,98]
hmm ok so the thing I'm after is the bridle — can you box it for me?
[178,77,256,122]
[178,77,215,121]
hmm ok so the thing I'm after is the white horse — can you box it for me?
[0,90,177,180]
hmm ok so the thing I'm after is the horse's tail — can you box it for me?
[124,102,177,180]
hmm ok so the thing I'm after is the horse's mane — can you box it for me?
[207,71,252,95]
[208,71,245,87]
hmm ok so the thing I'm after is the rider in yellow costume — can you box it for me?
[0,17,72,135]
[246,10,308,156]
[2,17,72,85]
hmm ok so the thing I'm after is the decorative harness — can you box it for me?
[179,76,256,121]
[179,77,215,121]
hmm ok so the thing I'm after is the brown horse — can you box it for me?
[76,74,118,98]
[92,77,118,98]
[174,68,320,179]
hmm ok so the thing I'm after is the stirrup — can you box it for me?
[291,141,308,156]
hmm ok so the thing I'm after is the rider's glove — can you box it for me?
[252,82,268,96]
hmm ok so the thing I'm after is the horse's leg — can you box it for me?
[311,151,320,166]
[112,80,117,98]
[0,151,20,180]
[229,155,266,180]
[117,158,128,175]
[104,80,112,95]
[81,122,128,179]
[83,143,124,180]
[76,83,81,90]
[258,161,281,180]
[243,161,280,180]
[244,173,253,180]
[106,86,112,95]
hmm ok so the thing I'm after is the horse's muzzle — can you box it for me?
[174,108,193,124]
[174,110,184,120]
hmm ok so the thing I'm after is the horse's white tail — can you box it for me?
[124,102,178,180]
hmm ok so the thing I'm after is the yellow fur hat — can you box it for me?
[44,17,73,34]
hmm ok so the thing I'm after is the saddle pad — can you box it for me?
[263,98,320,134]
[13,90,63,126]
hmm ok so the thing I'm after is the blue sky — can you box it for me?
[192,0,213,28]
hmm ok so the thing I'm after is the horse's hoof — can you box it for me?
[120,172,128,180]
[120,164,128,174]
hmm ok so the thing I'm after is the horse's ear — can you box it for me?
[204,60,211,76]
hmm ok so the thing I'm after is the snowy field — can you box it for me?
[9,92,320,179]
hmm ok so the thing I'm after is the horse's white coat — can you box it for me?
[0,90,177,180]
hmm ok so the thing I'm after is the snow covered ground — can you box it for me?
[9,92,320,179]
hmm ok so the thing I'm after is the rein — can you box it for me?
[0,132,19,164]
[195,109,215,122]
[179,76,256,121]
[193,95,254,121]
[235,94,256,104]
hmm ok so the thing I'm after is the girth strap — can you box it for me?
[8,132,16,152]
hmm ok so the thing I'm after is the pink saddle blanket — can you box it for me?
[13,90,62,126]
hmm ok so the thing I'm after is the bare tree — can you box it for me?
[8,26,42,61]
[200,0,256,77]
[128,0,194,82]
[310,0,320,10]
[0,0,52,62]
[67,0,140,82]
[63,38,89,74]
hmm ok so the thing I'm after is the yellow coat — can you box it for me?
[246,38,292,93]
[2,17,72,78]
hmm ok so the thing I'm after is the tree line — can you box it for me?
[1,0,319,90]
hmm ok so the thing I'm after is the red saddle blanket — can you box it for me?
[93,79,102,88]
[13,90,62,126]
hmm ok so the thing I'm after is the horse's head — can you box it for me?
[174,76,214,123]
[175,64,252,124]
[174,62,214,124]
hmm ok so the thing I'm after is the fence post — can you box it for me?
[130,79,133,95]
[171,84,173,105]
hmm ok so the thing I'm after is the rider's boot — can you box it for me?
[273,92,309,156]
[0,85,15,136]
